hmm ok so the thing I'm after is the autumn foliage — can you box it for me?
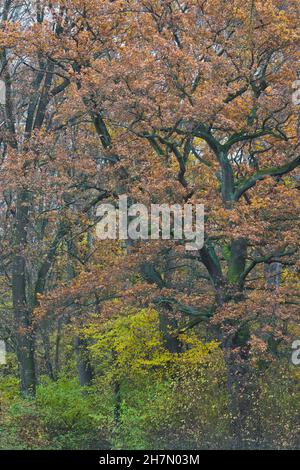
[0,0,299,450]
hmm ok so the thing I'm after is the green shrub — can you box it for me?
[35,376,111,449]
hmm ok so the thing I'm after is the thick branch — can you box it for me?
[234,155,300,200]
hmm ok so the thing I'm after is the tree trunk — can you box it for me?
[159,311,182,353]
[54,317,63,376]
[12,254,36,397]
[223,241,262,448]
[224,345,262,449]
[41,327,55,381]
[73,336,94,387]
[12,191,36,397]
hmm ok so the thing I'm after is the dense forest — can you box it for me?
[0,0,299,451]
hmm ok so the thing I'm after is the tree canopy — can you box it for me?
[0,0,299,451]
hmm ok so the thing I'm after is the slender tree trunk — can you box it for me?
[12,191,36,397]
[41,327,55,381]
[113,349,121,427]
[66,241,94,387]
[54,317,63,376]
[2,7,36,396]
[264,262,281,288]
[113,382,121,424]
[73,336,94,387]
